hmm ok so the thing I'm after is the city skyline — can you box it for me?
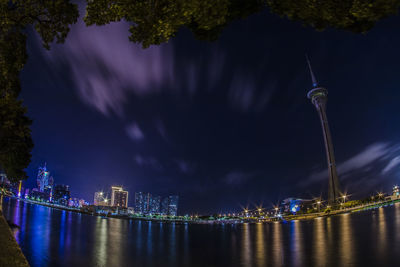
[5,2,400,267]
[19,7,400,214]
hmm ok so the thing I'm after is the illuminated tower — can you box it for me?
[306,57,341,204]
[37,163,50,192]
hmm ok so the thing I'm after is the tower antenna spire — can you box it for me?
[306,54,318,88]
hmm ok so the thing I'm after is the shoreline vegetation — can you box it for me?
[3,196,400,225]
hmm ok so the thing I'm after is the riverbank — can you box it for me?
[17,197,196,224]
[8,196,400,225]
[0,197,30,267]
[282,198,400,221]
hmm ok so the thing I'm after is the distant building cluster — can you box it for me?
[2,163,180,216]
[22,163,88,208]
[93,187,179,216]
[135,192,179,216]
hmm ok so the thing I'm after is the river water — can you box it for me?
[2,197,400,266]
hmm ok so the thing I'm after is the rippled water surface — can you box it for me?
[3,198,400,267]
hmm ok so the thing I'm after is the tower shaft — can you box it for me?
[312,97,341,203]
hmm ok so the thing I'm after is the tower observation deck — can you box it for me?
[306,57,342,204]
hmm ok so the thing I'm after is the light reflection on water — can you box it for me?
[395,203,400,252]
[93,217,107,266]
[3,198,400,267]
[272,222,283,266]
[291,221,303,267]
[255,223,266,267]
[313,217,326,267]
[377,207,387,265]
[241,223,251,266]
[339,213,353,266]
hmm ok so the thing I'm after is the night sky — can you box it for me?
[19,4,400,214]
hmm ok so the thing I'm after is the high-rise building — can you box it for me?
[53,184,70,206]
[160,195,179,216]
[111,186,128,208]
[135,192,144,214]
[114,190,128,208]
[161,197,169,215]
[143,193,152,214]
[94,191,109,206]
[37,163,50,192]
[306,57,342,204]
[168,195,179,216]
[150,195,161,214]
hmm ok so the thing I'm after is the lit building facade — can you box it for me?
[143,193,152,214]
[168,195,179,216]
[37,163,51,192]
[134,192,162,215]
[111,186,128,208]
[161,195,179,216]
[161,197,169,215]
[150,195,161,214]
[135,192,144,214]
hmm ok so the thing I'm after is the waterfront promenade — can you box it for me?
[13,195,400,224]
[0,196,30,267]
[282,200,400,221]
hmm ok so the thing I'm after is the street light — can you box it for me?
[342,195,347,206]
[378,192,384,202]
[244,209,248,217]
[274,207,279,216]
[316,201,321,212]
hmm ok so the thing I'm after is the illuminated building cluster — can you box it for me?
[134,192,179,216]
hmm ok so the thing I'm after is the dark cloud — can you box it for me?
[126,122,145,141]
[224,171,256,186]
[40,14,175,117]
[174,159,196,174]
[134,155,162,170]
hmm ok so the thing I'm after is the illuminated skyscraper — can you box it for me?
[306,57,342,204]
[111,186,128,208]
[150,195,161,214]
[143,193,152,214]
[161,197,169,215]
[135,192,144,214]
[37,163,50,192]
[168,195,179,216]
[160,195,179,216]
